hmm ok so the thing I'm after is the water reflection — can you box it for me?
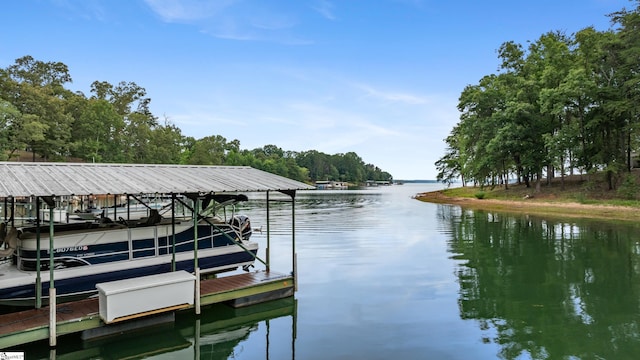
[439,205,640,359]
[28,297,297,359]
[23,184,640,359]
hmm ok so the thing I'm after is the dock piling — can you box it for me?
[195,267,201,315]
[49,287,56,347]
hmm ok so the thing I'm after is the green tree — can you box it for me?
[69,98,120,162]
[0,55,390,183]
[0,99,23,160]
[453,74,508,187]
[436,127,465,186]
[186,135,235,165]
[146,117,185,164]
[610,4,640,174]
[6,55,71,87]
[2,56,75,160]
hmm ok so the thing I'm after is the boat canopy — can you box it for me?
[0,162,314,198]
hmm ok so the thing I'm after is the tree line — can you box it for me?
[0,56,392,184]
[436,3,640,192]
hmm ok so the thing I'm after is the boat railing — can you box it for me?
[125,223,225,260]
[17,221,234,271]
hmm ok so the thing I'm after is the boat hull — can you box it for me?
[0,243,258,307]
[0,215,257,307]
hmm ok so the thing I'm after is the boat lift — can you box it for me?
[0,162,313,347]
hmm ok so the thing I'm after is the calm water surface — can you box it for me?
[27,184,640,359]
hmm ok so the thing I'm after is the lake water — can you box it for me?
[26,183,640,359]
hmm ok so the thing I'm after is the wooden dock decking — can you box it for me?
[0,270,294,349]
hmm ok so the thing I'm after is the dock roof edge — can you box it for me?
[0,162,316,198]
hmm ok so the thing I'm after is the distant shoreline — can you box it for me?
[394,179,440,183]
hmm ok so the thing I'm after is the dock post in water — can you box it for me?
[266,191,271,272]
[195,267,201,315]
[294,253,298,292]
[292,195,297,292]
[193,196,201,315]
[49,288,56,347]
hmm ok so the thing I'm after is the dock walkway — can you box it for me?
[0,270,293,349]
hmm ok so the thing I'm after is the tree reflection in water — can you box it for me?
[439,205,640,359]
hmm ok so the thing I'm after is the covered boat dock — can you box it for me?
[0,162,314,348]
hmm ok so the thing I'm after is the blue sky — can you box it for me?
[0,0,630,179]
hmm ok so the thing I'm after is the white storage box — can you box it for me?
[97,271,196,324]
[40,208,68,223]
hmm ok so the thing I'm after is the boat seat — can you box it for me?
[0,226,18,258]
[141,209,162,226]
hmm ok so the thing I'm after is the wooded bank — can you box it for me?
[0,57,392,184]
[417,171,640,222]
[436,3,640,194]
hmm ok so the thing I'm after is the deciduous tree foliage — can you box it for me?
[436,2,640,191]
[0,57,391,184]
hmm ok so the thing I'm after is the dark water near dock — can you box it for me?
[27,184,640,359]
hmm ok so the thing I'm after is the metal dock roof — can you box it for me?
[0,162,315,197]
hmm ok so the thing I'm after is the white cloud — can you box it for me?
[52,0,108,21]
[312,0,337,21]
[354,84,434,105]
[275,100,405,154]
[250,13,298,30]
[143,0,237,22]
[143,0,312,44]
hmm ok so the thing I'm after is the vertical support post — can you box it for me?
[171,193,176,272]
[10,197,15,228]
[195,267,201,315]
[49,205,55,290]
[292,197,297,292]
[193,196,200,315]
[266,191,270,272]
[49,288,57,347]
[36,197,42,309]
[126,194,131,220]
[193,197,199,270]
[294,253,298,293]
[113,194,117,220]
[48,204,57,347]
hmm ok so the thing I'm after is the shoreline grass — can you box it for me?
[414,173,640,223]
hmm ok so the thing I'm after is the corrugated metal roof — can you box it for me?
[0,162,315,197]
